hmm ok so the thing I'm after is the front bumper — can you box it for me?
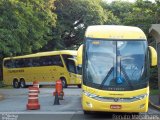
[82,94,149,113]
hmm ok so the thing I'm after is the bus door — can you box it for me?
[66,59,77,84]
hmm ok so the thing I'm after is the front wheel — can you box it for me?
[61,78,67,88]
[13,79,20,88]
[77,84,81,88]
[20,79,26,88]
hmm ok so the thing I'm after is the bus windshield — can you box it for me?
[84,39,148,91]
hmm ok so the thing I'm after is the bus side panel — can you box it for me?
[3,68,12,85]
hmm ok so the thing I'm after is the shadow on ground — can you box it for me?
[71,112,140,120]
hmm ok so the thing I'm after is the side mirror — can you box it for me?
[148,46,157,67]
[77,44,83,66]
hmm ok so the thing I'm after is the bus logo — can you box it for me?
[114,98,119,102]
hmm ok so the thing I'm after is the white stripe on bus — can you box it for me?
[28,97,38,100]
[29,90,38,92]
[29,93,38,95]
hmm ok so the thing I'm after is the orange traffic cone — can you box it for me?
[53,80,64,100]
[33,81,40,93]
[27,87,40,110]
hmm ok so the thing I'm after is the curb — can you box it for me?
[149,100,160,111]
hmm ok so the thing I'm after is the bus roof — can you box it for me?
[85,25,147,40]
[4,50,77,60]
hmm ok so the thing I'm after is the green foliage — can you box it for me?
[42,0,121,50]
[46,0,108,50]
[102,0,133,24]
[101,0,160,45]
[0,0,56,57]
[0,0,159,82]
[1,0,160,53]
[123,0,157,35]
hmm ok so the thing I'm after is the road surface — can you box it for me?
[0,87,159,120]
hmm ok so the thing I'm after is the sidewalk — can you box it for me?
[149,95,160,110]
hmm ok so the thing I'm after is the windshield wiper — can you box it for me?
[99,67,114,89]
[120,59,134,90]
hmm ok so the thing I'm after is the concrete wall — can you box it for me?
[149,24,160,89]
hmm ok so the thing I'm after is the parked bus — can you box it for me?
[77,25,157,113]
[3,50,81,88]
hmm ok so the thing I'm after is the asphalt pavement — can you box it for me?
[0,87,159,120]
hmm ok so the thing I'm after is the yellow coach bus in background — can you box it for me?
[3,50,81,88]
[77,25,157,114]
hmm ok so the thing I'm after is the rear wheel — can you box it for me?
[77,84,81,88]
[60,78,67,88]
[13,79,20,88]
[20,79,26,88]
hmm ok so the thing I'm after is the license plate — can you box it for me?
[110,105,121,109]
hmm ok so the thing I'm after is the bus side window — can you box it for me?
[67,60,76,73]
[46,56,52,65]
[32,57,40,67]
[4,60,9,68]
[61,54,74,69]
[39,56,52,66]
[4,60,13,68]
[45,56,53,66]
[52,55,63,67]
[15,59,25,68]
[77,66,82,75]
[24,58,33,67]
[39,56,47,66]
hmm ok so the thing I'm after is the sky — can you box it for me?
[105,0,155,3]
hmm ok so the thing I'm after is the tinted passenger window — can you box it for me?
[62,54,75,71]
[66,60,76,73]
[4,55,63,68]
[77,66,82,75]
[15,59,25,68]
[4,60,14,68]
[52,55,63,67]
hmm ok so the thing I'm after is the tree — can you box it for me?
[0,0,56,57]
[102,0,159,39]
[123,0,157,36]
[102,0,133,24]
[155,0,160,23]
[42,0,108,50]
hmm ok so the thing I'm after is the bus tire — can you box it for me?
[20,79,26,88]
[13,79,20,88]
[60,77,67,88]
[77,84,81,88]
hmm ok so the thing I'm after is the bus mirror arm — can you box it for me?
[148,46,157,67]
[77,44,83,65]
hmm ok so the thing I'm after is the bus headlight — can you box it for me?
[134,94,148,100]
[83,90,98,98]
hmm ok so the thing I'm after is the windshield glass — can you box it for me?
[84,39,148,91]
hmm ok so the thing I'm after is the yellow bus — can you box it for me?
[77,25,157,113]
[3,50,81,88]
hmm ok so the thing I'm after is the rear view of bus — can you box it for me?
[81,25,157,113]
